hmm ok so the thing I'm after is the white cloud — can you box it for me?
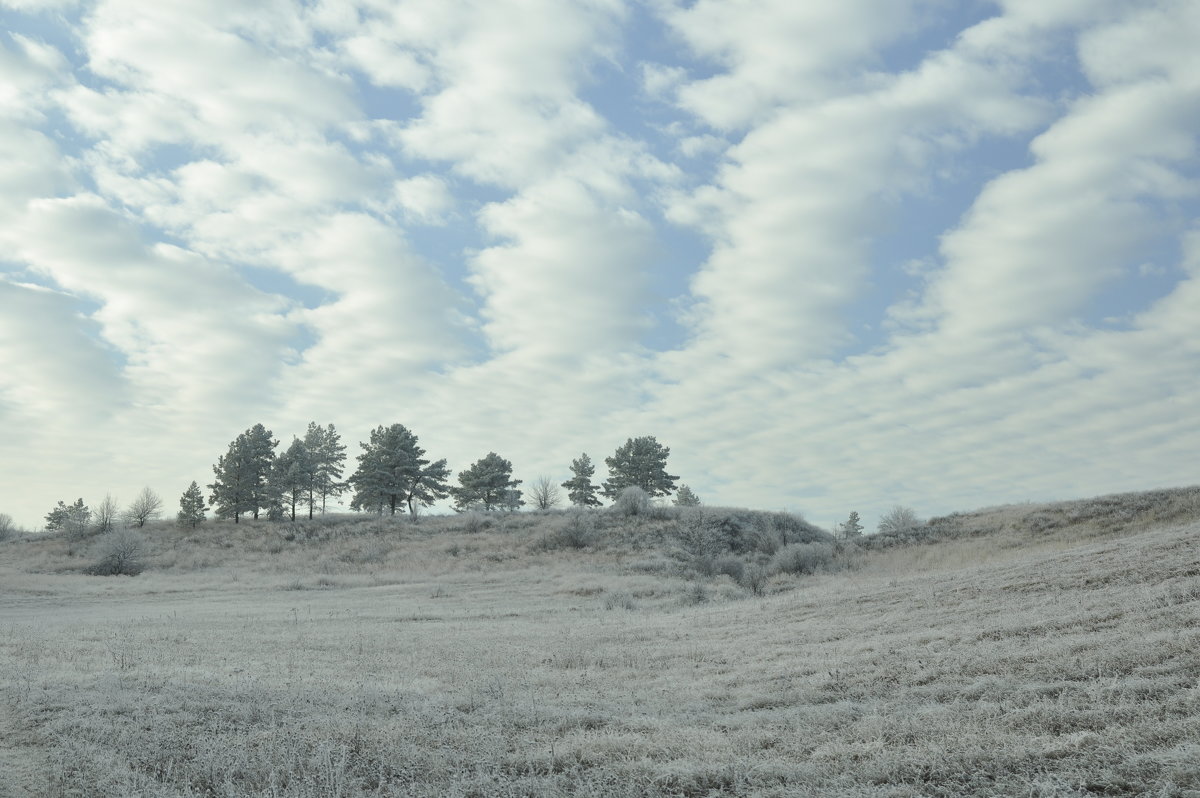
[660,0,920,130]
[390,174,454,224]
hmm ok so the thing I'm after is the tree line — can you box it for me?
[37,424,701,532]
[202,422,697,523]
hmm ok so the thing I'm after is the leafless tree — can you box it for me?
[0,513,16,541]
[94,494,120,535]
[125,486,163,528]
[529,476,561,510]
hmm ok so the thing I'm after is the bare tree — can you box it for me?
[94,494,120,535]
[0,513,16,542]
[125,486,163,528]
[529,476,561,510]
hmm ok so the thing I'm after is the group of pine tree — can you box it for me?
[202,422,699,524]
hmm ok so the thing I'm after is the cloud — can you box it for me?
[660,0,921,130]
[390,174,454,224]
[918,8,1200,337]
[662,6,1050,368]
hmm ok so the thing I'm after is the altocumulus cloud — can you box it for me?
[0,0,1198,530]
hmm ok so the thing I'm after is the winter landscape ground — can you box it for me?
[1,489,1199,797]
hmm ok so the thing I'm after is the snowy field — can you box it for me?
[2,506,1199,797]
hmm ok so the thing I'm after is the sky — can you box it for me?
[2,0,1198,532]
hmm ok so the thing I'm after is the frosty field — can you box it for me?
[2,497,1199,797]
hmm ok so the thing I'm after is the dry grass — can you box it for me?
[1,491,1199,797]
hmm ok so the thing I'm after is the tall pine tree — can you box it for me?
[602,436,678,499]
[451,452,522,512]
[303,422,347,518]
[561,453,601,507]
[270,437,311,522]
[348,424,447,516]
[209,424,277,522]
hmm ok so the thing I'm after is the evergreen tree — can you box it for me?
[177,481,207,528]
[839,511,863,539]
[209,424,277,522]
[451,452,522,512]
[407,457,451,517]
[46,498,90,537]
[561,453,601,507]
[348,424,446,516]
[270,437,311,522]
[674,484,701,507]
[602,436,679,499]
[303,422,347,518]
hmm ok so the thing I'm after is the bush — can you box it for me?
[741,563,769,595]
[461,512,492,534]
[534,511,597,551]
[87,529,147,576]
[878,506,922,537]
[770,542,836,576]
[612,486,651,517]
[713,554,745,583]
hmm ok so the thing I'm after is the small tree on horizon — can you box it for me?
[529,476,561,510]
[839,511,864,539]
[177,481,207,528]
[602,436,678,500]
[94,494,120,535]
[46,498,90,538]
[451,452,522,512]
[562,453,601,507]
[674,484,701,507]
[125,486,163,528]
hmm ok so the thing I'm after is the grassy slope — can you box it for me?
[1,491,1198,797]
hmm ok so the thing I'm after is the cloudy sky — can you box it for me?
[2,0,1198,531]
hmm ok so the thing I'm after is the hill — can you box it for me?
[1,488,1198,796]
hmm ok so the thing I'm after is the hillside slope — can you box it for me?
[1,489,1198,796]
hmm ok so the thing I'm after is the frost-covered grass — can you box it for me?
[1,493,1199,796]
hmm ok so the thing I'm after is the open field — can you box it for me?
[2,492,1199,797]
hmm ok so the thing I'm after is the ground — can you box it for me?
[1,498,1198,797]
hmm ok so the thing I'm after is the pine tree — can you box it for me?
[303,422,347,518]
[451,452,522,512]
[674,484,701,507]
[46,498,90,537]
[209,424,277,522]
[348,424,446,516]
[270,437,311,522]
[177,481,207,528]
[602,436,679,499]
[839,511,863,539]
[561,453,601,507]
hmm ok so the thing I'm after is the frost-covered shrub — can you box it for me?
[770,542,836,576]
[613,486,651,517]
[87,529,147,576]
[534,512,597,551]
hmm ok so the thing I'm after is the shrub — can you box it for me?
[878,506,922,537]
[741,563,769,595]
[86,529,147,576]
[770,542,836,576]
[613,486,651,516]
[713,554,745,583]
[461,512,492,534]
[533,512,596,551]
